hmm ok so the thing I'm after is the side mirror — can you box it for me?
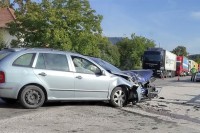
[94,68,105,76]
[101,70,106,75]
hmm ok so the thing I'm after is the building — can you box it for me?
[0,7,16,47]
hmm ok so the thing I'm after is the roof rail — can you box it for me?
[1,48,27,52]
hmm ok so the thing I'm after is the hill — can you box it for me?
[188,54,200,60]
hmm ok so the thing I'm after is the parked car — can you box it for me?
[195,72,200,82]
[0,48,141,109]
[89,57,159,99]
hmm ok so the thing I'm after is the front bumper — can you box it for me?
[127,85,142,103]
[141,85,162,99]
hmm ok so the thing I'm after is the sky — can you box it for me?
[89,0,200,55]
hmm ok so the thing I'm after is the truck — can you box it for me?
[198,64,200,71]
[176,56,189,76]
[142,48,177,77]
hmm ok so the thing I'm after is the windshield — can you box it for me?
[89,57,122,73]
[143,51,161,62]
[176,62,181,68]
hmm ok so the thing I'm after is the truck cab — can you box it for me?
[142,48,176,78]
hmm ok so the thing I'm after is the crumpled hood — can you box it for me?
[123,69,154,83]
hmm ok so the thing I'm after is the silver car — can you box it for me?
[195,72,200,82]
[0,48,141,109]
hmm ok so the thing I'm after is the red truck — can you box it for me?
[198,64,200,71]
[176,56,189,76]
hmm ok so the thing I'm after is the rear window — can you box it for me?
[13,53,36,67]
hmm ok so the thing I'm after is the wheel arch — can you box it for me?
[17,83,48,102]
[111,84,132,99]
[115,84,139,102]
[115,84,130,92]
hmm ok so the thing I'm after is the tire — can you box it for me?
[110,87,127,107]
[1,98,17,104]
[19,85,45,109]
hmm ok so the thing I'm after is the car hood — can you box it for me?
[123,69,154,83]
[110,71,132,81]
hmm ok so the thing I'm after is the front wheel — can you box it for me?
[19,85,45,109]
[110,87,127,107]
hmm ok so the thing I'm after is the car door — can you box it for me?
[33,53,75,99]
[71,56,110,100]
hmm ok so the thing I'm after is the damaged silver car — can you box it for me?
[0,48,141,109]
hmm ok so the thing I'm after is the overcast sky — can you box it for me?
[89,0,200,54]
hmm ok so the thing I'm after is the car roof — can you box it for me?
[1,48,80,55]
[1,48,27,52]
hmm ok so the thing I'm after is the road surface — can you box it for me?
[0,76,199,133]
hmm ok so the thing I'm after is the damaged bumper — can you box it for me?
[141,85,162,99]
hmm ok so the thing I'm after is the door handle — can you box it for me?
[75,76,82,79]
[38,72,47,76]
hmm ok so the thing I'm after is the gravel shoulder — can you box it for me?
[123,76,200,130]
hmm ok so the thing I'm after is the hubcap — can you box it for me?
[113,90,126,107]
[25,89,41,105]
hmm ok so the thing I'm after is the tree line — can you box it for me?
[0,0,156,70]
[1,0,198,70]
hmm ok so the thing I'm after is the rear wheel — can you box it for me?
[19,85,45,109]
[110,87,127,107]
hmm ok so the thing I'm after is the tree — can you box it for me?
[97,37,120,67]
[0,0,10,7]
[171,46,188,56]
[7,0,103,57]
[116,34,156,70]
[7,0,123,66]
[195,58,200,64]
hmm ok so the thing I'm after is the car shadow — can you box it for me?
[43,101,110,108]
[186,94,200,105]
[0,99,111,109]
[0,100,23,109]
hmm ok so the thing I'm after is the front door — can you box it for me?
[71,56,110,100]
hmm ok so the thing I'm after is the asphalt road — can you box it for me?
[0,76,199,133]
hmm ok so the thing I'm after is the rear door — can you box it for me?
[33,53,75,99]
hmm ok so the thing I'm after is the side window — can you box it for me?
[35,54,45,69]
[72,56,101,74]
[13,53,36,67]
[36,53,69,72]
